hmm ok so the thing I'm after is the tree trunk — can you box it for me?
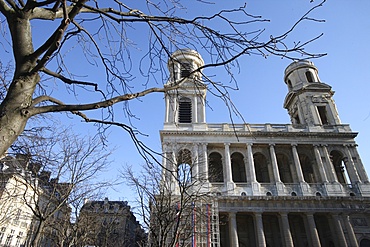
[30,219,45,247]
[0,14,38,157]
[0,74,38,156]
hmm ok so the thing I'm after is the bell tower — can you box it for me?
[283,60,341,126]
[164,49,206,129]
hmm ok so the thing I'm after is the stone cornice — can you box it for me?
[217,195,370,213]
[160,130,358,139]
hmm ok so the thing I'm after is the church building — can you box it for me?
[159,49,370,247]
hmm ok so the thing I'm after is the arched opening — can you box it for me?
[360,239,370,247]
[254,153,270,183]
[231,152,246,182]
[277,153,293,183]
[305,71,314,82]
[208,152,223,182]
[300,154,317,183]
[178,97,192,123]
[177,149,192,185]
[330,150,350,184]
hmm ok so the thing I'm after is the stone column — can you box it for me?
[193,96,198,123]
[343,145,361,183]
[162,142,169,182]
[247,143,257,183]
[291,144,305,183]
[313,145,328,183]
[201,95,206,123]
[342,215,358,247]
[269,144,281,182]
[170,144,180,194]
[254,213,266,247]
[224,143,233,183]
[280,213,294,247]
[165,97,170,123]
[349,145,369,183]
[322,145,338,183]
[192,143,199,180]
[201,143,209,182]
[173,97,178,123]
[331,214,348,247]
[229,212,239,247]
[306,213,321,247]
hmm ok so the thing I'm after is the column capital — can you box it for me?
[224,142,230,147]
[291,143,298,147]
[280,212,289,217]
[269,143,275,147]
[246,142,253,147]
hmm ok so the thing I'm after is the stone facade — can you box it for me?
[0,155,71,247]
[159,49,370,246]
[78,198,145,247]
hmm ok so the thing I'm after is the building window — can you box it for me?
[287,79,293,90]
[254,153,270,183]
[317,106,329,125]
[277,153,293,183]
[305,71,314,82]
[209,152,224,182]
[231,152,246,182]
[5,230,14,246]
[300,154,317,183]
[178,98,192,123]
[0,227,5,244]
[331,150,350,184]
[180,62,192,78]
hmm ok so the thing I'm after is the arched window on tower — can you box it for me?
[178,97,192,123]
[208,152,223,182]
[177,149,192,185]
[305,71,314,82]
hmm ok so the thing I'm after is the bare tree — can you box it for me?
[0,126,112,247]
[123,148,222,247]
[0,0,326,157]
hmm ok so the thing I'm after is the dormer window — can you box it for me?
[178,97,192,123]
[180,62,192,78]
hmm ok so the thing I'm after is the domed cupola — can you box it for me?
[283,60,341,126]
[164,49,207,128]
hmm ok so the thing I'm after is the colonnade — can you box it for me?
[224,211,358,247]
[162,142,369,190]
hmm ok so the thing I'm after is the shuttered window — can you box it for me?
[178,98,192,123]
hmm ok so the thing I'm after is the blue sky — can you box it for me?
[92,0,370,202]
[2,1,370,204]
